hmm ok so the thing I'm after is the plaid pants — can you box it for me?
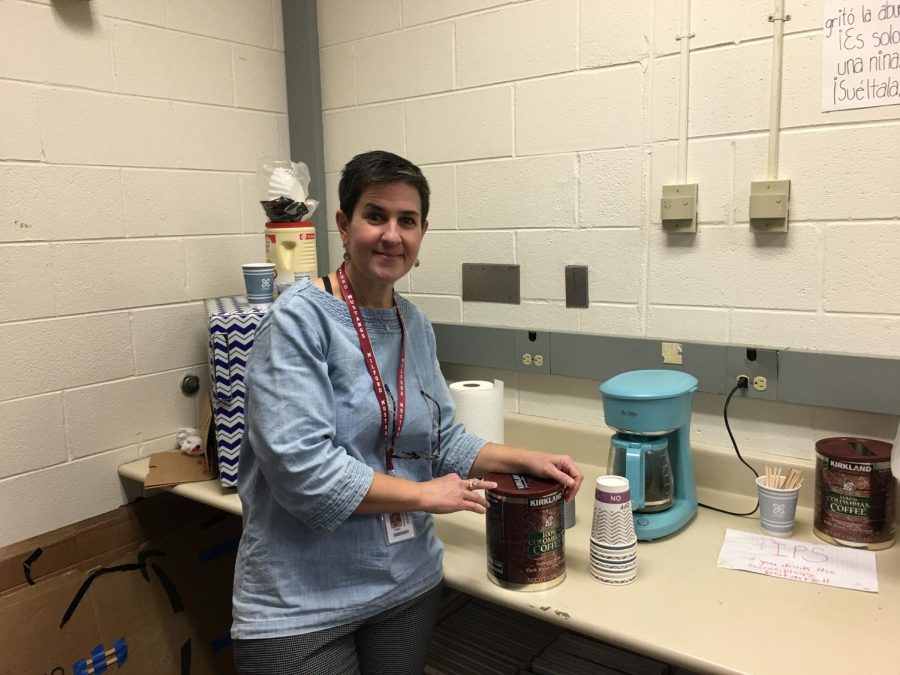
[233,583,442,674]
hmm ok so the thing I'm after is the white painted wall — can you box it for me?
[317,1,900,460]
[0,0,288,546]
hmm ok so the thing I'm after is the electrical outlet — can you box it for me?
[520,353,545,367]
[515,331,550,373]
[726,347,778,400]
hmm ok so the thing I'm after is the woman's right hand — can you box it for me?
[418,473,498,515]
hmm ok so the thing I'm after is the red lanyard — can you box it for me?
[336,265,407,471]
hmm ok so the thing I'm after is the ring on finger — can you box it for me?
[468,479,477,491]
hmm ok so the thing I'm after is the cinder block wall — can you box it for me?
[0,0,288,546]
[317,1,900,457]
[2,0,897,547]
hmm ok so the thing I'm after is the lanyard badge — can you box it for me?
[336,265,415,544]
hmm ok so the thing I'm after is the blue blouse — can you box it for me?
[231,280,486,639]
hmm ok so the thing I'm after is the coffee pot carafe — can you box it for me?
[607,434,674,513]
[599,369,699,541]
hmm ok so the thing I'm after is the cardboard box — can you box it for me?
[205,296,267,487]
[144,402,217,489]
[0,494,240,675]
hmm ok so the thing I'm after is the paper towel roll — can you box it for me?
[449,380,504,444]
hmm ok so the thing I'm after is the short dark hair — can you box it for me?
[338,150,430,222]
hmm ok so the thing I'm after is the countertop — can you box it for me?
[118,414,900,674]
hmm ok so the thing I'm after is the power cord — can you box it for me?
[698,376,760,516]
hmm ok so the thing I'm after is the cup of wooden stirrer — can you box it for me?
[764,466,803,490]
[756,466,803,538]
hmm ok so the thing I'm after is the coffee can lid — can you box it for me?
[264,220,315,229]
[815,437,892,463]
[484,472,561,498]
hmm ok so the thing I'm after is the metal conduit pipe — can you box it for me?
[676,0,693,183]
[767,0,789,179]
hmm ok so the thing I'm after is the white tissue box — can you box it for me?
[205,296,267,487]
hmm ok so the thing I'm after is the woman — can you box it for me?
[231,150,583,674]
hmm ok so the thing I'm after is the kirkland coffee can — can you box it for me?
[484,472,566,591]
[814,437,895,550]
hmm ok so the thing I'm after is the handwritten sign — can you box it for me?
[822,1,900,111]
[717,529,878,592]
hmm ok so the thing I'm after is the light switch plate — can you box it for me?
[661,183,698,233]
[749,180,790,233]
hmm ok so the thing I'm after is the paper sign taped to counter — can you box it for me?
[717,529,878,592]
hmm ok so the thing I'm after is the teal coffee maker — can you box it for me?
[599,370,699,541]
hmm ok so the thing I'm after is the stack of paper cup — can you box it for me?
[590,475,637,585]
[563,497,576,529]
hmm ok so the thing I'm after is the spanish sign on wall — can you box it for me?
[822,1,900,111]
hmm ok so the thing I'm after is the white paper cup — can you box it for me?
[590,556,636,571]
[756,475,801,538]
[592,475,636,546]
[590,544,637,561]
[242,263,275,306]
[589,565,636,585]
[590,546,637,560]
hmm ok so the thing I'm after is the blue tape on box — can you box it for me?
[90,644,107,673]
[113,637,128,666]
[198,537,240,564]
[211,634,233,654]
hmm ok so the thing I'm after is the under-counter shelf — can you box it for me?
[118,457,241,515]
[427,588,690,675]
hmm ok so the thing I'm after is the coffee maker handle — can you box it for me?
[625,443,645,510]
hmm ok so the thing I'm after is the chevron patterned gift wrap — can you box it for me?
[206,296,268,487]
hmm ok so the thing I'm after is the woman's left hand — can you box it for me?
[470,443,584,502]
[519,451,583,502]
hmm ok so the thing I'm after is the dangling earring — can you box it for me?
[414,258,420,267]
[342,242,350,263]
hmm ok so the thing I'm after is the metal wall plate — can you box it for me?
[565,266,589,308]
[550,333,727,393]
[462,263,520,304]
[431,323,900,416]
[432,323,518,371]
[779,351,900,415]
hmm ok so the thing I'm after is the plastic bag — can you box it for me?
[257,159,319,222]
